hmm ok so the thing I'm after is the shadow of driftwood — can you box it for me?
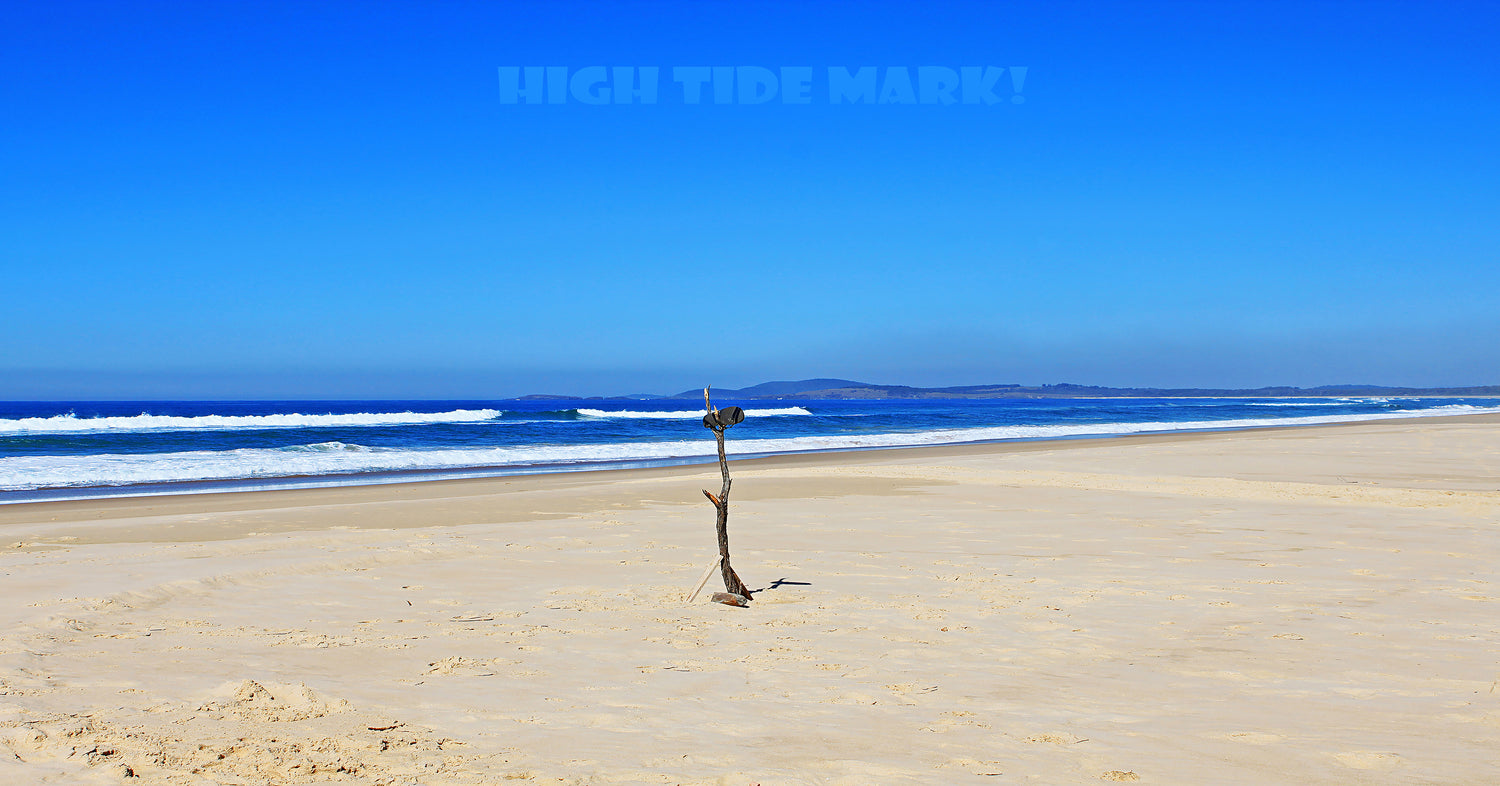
[753,577,812,593]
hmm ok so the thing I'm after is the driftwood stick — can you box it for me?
[704,386,751,600]
[686,555,723,603]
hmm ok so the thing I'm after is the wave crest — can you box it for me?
[8,403,1499,493]
[0,409,503,435]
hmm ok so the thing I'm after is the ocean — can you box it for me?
[2,396,1496,504]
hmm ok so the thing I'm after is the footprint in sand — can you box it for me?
[886,683,931,694]
[1025,732,1086,745]
[424,656,508,675]
[1225,731,1283,744]
[938,757,1005,775]
[1333,751,1402,769]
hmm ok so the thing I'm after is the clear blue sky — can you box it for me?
[4,0,1497,399]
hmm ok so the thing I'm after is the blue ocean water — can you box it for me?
[1,396,1496,503]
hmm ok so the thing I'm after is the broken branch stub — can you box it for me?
[702,407,745,429]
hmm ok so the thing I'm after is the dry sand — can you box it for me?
[1,415,1498,784]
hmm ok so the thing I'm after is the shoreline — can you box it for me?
[5,407,1499,510]
[5,410,1497,547]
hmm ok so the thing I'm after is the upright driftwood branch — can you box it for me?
[702,387,751,600]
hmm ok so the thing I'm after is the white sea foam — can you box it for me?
[4,403,1497,493]
[1245,401,1355,407]
[575,407,814,419]
[0,409,503,435]
[1245,397,1404,407]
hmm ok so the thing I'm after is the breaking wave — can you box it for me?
[5,403,1496,493]
[0,409,503,435]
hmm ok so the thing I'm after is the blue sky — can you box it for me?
[3,0,1497,398]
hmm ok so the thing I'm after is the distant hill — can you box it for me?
[657,379,1500,400]
[671,379,865,399]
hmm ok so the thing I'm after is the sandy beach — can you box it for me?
[1,414,1497,784]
